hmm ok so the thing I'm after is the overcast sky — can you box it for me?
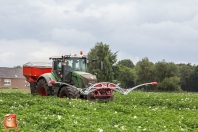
[0,0,198,67]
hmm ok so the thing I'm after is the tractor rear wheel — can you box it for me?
[59,86,80,99]
[36,79,52,96]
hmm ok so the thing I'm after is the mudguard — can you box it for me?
[37,73,56,87]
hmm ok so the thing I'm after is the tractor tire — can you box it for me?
[36,79,52,96]
[59,86,80,99]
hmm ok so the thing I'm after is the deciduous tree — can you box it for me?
[157,77,181,91]
[154,60,179,82]
[188,65,198,91]
[117,59,135,68]
[178,63,193,91]
[87,42,118,82]
[117,66,136,88]
[135,57,155,84]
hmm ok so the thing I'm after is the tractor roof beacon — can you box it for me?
[23,52,157,101]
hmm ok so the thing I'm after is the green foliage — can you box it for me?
[12,87,19,89]
[154,60,179,82]
[188,65,198,91]
[115,59,135,88]
[87,42,118,82]
[135,57,155,84]
[14,65,22,68]
[117,66,136,88]
[157,77,182,91]
[112,65,120,80]
[0,89,198,131]
[178,64,193,85]
[0,87,10,89]
[178,63,193,91]
[117,59,135,68]
[0,88,30,94]
[0,87,19,89]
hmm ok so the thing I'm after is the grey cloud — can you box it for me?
[0,0,198,66]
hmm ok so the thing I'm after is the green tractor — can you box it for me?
[23,53,157,101]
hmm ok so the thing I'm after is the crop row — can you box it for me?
[0,89,198,131]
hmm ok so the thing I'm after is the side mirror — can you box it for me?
[99,61,103,70]
[53,61,58,70]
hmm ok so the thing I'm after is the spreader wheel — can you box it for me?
[29,82,36,94]
[59,86,80,99]
[30,87,36,94]
[36,79,52,96]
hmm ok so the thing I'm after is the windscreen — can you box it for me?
[66,58,86,72]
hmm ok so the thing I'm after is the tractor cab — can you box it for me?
[50,53,88,84]
[64,58,86,72]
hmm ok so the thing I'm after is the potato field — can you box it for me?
[0,88,198,132]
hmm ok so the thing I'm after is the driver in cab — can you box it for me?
[66,61,72,71]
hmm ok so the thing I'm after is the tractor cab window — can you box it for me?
[66,58,86,72]
[57,62,62,70]
[65,60,72,71]
[76,59,86,72]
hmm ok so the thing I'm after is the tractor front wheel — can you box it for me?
[59,86,80,99]
[36,79,52,96]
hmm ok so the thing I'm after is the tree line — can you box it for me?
[87,42,198,92]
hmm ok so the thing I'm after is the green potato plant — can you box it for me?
[0,89,198,131]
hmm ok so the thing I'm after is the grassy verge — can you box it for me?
[0,89,198,131]
[0,87,30,94]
